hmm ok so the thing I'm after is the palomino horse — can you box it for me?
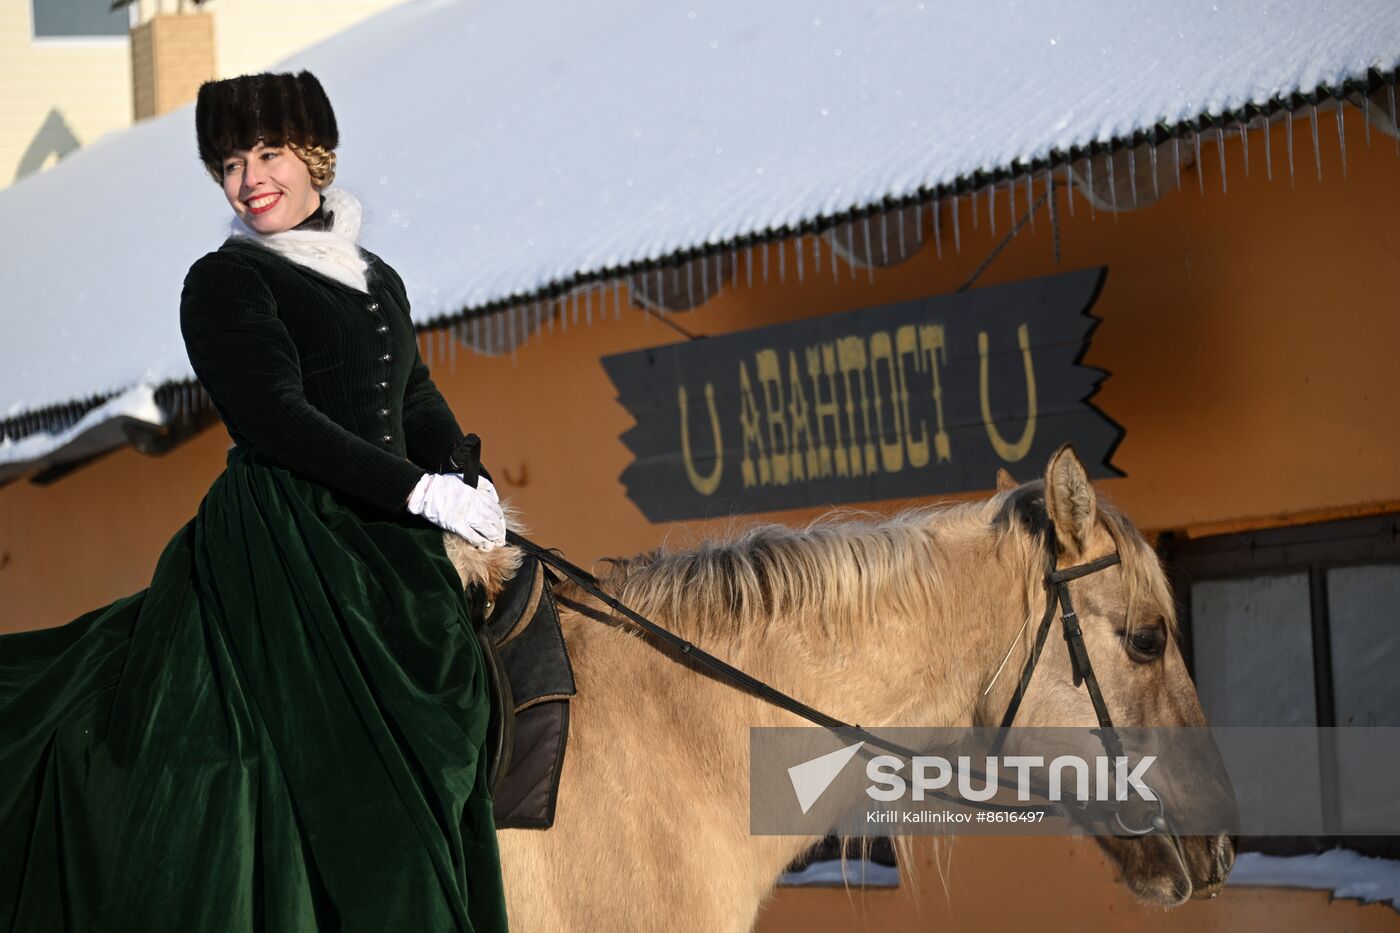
[447,445,1234,931]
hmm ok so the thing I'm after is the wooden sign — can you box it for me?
[602,267,1122,522]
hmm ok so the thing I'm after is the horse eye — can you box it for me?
[1126,625,1166,661]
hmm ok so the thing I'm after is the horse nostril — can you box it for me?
[1215,834,1236,878]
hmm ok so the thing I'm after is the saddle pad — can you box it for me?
[483,555,576,829]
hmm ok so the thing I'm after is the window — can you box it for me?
[1164,513,1400,858]
[31,0,130,39]
[778,835,900,888]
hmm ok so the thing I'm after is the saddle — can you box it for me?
[473,554,576,829]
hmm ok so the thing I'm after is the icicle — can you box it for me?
[1128,147,1138,207]
[700,256,709,305]
[613,280,622,320]
[971,188,980,230]
[1286,108,1296,186]
[1085,157,1096,220]
[813,229,822,277]
[1025,173,1035,232]
[989,183,998,237]
[829,227,838,280]
[796,234,805,283]
[1216,128,1228,194]
[586,285,593,325]
[779,237,786,283]
[746,246,754,288]
[1336,99,1348,178]
[1105,150,1118,212]
[880,210,890,265]
[1008,177,1016,231]
[914,202,923,248]
[862,215,875,283]
[713,253,723,297]
[1046,170,1060,264]
[1149,143,1160,200]
[1363,91,1372,147]
[1239,123,1250,178]
[897,207,906,259]
[561,294,570,332]
[1193,130,1205,194]
[932,198,943,257]
[1172,136,1182,191]
[952,195,961,252]
[509,308,519,364]
[1310,103,1323,182]
[762,241,770,284]
[846,222,857,281]
[686,260,695,309]
[1064,163,1075,218]
[1264,113,1273,180]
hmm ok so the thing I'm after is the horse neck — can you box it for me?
[696,518,1034,732]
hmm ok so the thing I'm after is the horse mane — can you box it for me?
[587,499,1006,652]
[585,482,1175,652]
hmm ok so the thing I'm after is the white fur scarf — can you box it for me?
[227,187,372,294]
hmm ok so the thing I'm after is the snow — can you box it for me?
[0,384,163,480]
[1,0,1398,430]
[1230,849,1400,911]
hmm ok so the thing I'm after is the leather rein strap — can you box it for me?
[504,529,1129,817]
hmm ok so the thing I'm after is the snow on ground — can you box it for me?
[1230,849,1400,911]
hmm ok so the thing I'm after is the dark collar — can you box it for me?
[291,192,335,232]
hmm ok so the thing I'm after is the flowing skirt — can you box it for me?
[0,445,509,932]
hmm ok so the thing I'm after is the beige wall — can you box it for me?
[0,0,407,190]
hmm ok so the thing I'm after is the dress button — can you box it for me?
[382,434,393,444]
[368,302,380,312]
[380,353,392,362]
[378,407,391,417]
[376,324,389,334]
[376,380,389,390]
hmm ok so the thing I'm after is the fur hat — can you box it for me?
[195,70,339,183]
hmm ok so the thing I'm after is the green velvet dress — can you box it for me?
[0,199,510,931]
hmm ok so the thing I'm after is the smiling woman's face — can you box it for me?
[221,140,320,234]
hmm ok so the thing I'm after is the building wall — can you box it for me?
[1,108,1398,926]
[0,0,408,190]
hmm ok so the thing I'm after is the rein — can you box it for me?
[504,527,1169,833]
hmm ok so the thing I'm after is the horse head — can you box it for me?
[979,445,1235,906]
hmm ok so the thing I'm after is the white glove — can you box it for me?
[406,473,506,549]
[450,473,500,507]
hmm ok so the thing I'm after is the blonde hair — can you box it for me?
[286,140,337,188]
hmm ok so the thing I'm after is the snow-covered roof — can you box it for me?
[3,0,1400,474]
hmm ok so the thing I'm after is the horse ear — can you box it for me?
[995,468,1018,492]
[1043,444,1097,554]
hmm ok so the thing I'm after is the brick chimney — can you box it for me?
[130,11,215,121]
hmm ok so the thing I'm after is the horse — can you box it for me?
[446,445,1235,932]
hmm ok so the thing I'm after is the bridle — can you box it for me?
[992,537,1124,753]
[510,525,1174,837]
